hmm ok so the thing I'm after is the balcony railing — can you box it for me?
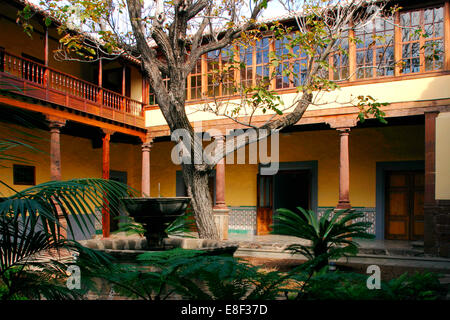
[0,50,145,128]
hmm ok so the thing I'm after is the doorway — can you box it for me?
[274,170,311,214]
[256,161,317,235]
[385,170,424,240]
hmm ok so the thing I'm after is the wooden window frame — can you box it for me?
[155,1,450,105]
[206,49,222,98]
[239,44,255,89]
[220,46,238,97]
[399,4,445,75]
[254,37,271,87]
[13,164,36,186]
[187,58,202,101]
[354,16,395,79]
[274,36,293,90]
[204,46,238,99]
[329,30,350,81]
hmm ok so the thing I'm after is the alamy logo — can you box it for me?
[366,265,381,290]
[66,265,81,290]
[171,122,280,175]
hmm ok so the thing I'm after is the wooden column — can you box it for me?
[121,64,126,111]
[47,116,66,238]
[48,117,66,181]
[98,58,103,103]
[336,127,352,209]
[43,26,49,88]
[394,11,401,77]
[213,135,229,240]
[424,112,439,206]
[213,135,227,210]
[101,129,114,238]
[44,27,49,66]
[122,64,126,96]
[142,77,149,105]
[141,136,153,197]
[444,1,450,70]
[424,112,439,252]
[348,21,356,81]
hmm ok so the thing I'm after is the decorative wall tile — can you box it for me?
[318,207,376,235]
[228,206,257,232]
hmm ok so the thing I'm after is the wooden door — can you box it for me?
[257,174,273,235]
[385,171,424,240]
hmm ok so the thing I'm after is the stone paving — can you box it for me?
[81,233,433,258]
[226,234,427,257]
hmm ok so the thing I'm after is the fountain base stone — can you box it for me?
[80,237,238,260]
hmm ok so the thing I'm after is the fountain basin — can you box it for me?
[121,197,191,217]
[121,197,191,250]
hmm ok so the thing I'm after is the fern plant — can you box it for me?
[101,248,304,300]
[272,207,375,270]
[0,215,114,300]
[0,104,132,299]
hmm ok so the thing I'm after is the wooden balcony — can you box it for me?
[0,50,145,128]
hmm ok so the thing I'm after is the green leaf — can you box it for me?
[44,17,52,27]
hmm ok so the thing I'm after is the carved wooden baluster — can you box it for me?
[15,58,18,77]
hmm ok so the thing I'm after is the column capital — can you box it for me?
[142,140,153,152]
[336,127,351,134]
[101,128,116,136]
[140,133,154,145]
[327,116,358,129]
[47,116,66,131]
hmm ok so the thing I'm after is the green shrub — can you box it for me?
[291,270,447,300]
[272,207,375,270]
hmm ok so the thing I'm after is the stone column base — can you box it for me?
[213,208,229,240]
[424,202,450,258]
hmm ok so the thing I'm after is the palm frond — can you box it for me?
[0,215,114,300]
[0,178,137,239]
[272,206,375,270]
[166,208,196,237]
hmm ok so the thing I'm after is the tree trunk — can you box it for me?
[182,163,219,240]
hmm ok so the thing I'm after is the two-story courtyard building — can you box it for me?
[1,0,449,257]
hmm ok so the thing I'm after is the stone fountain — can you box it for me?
[82,196,238,257]
[121,197,190,250]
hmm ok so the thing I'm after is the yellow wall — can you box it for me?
[149,124,425,208]
[149,141,179,197]
[130,65,143,102]
[350,125,425,207]
[0,123,141,195]
[436,112,450,200]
